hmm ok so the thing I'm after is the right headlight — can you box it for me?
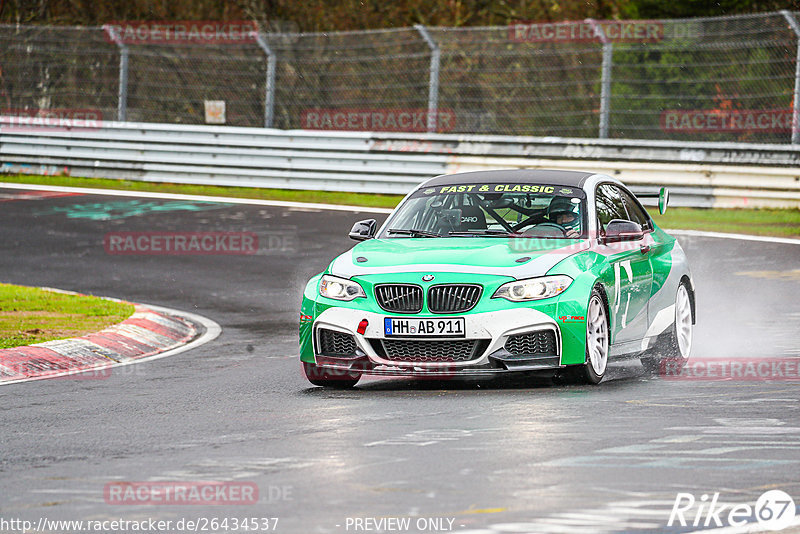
[492,275,573,302]
[319,275,366,301]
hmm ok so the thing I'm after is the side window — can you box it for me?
[617,188,651,230]
[595,184,627,232]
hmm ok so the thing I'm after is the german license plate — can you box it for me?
[384,317,466,337]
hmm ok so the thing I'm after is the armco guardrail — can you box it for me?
[0,119,449,195]
[2,118,800,208]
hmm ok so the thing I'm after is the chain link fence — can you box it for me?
[1,11,799,143]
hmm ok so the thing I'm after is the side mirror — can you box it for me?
[349,219,377,241]
[604,219,644,242]
[658,187,669,215]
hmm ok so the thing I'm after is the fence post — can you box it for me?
[586,19,612,139]
[414,25,441,133]
[781,10,800,144]
[253,32,277,129]
[103,25,128,122]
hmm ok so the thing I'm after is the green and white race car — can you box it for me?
[299,169,695,387]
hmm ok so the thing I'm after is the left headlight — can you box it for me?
[319,275,366,301]
[492,275,573,302]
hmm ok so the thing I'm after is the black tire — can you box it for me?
[302,362,361,388]
[556,287,609,385]
[641,281,693,377]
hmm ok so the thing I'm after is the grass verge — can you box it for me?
[2,173,799,238]
[0,283,135,349]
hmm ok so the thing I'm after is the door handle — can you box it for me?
[640,244,650,254]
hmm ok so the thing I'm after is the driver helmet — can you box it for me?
[547,196,579,230]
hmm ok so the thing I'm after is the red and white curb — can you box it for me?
[0,298,221,385]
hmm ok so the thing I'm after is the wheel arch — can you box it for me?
[590,280,612,342]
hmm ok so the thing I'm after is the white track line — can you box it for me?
[666,229,800,246]
[0,302,221,386]
[0,181,394,214]
[3,181,799,244]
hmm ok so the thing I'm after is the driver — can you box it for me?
[546,196,580,238]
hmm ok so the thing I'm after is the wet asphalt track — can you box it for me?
[1,186,800,533]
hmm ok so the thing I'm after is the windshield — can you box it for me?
[381,183,586,239]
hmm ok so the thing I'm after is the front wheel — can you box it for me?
[302,362,361,388]
[557,287,609,385]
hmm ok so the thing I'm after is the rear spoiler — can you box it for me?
[635,187,669,215]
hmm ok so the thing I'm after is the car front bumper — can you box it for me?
[311,307,564,377]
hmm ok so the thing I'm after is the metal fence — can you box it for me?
[1,12,800,143]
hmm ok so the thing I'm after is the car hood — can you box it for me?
[329,237,589,279]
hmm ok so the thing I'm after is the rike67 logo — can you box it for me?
[669,490,796,531]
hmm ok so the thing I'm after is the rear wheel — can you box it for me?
[302,362,361,388]
[642,282,693,375]
[557,287,609,385]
